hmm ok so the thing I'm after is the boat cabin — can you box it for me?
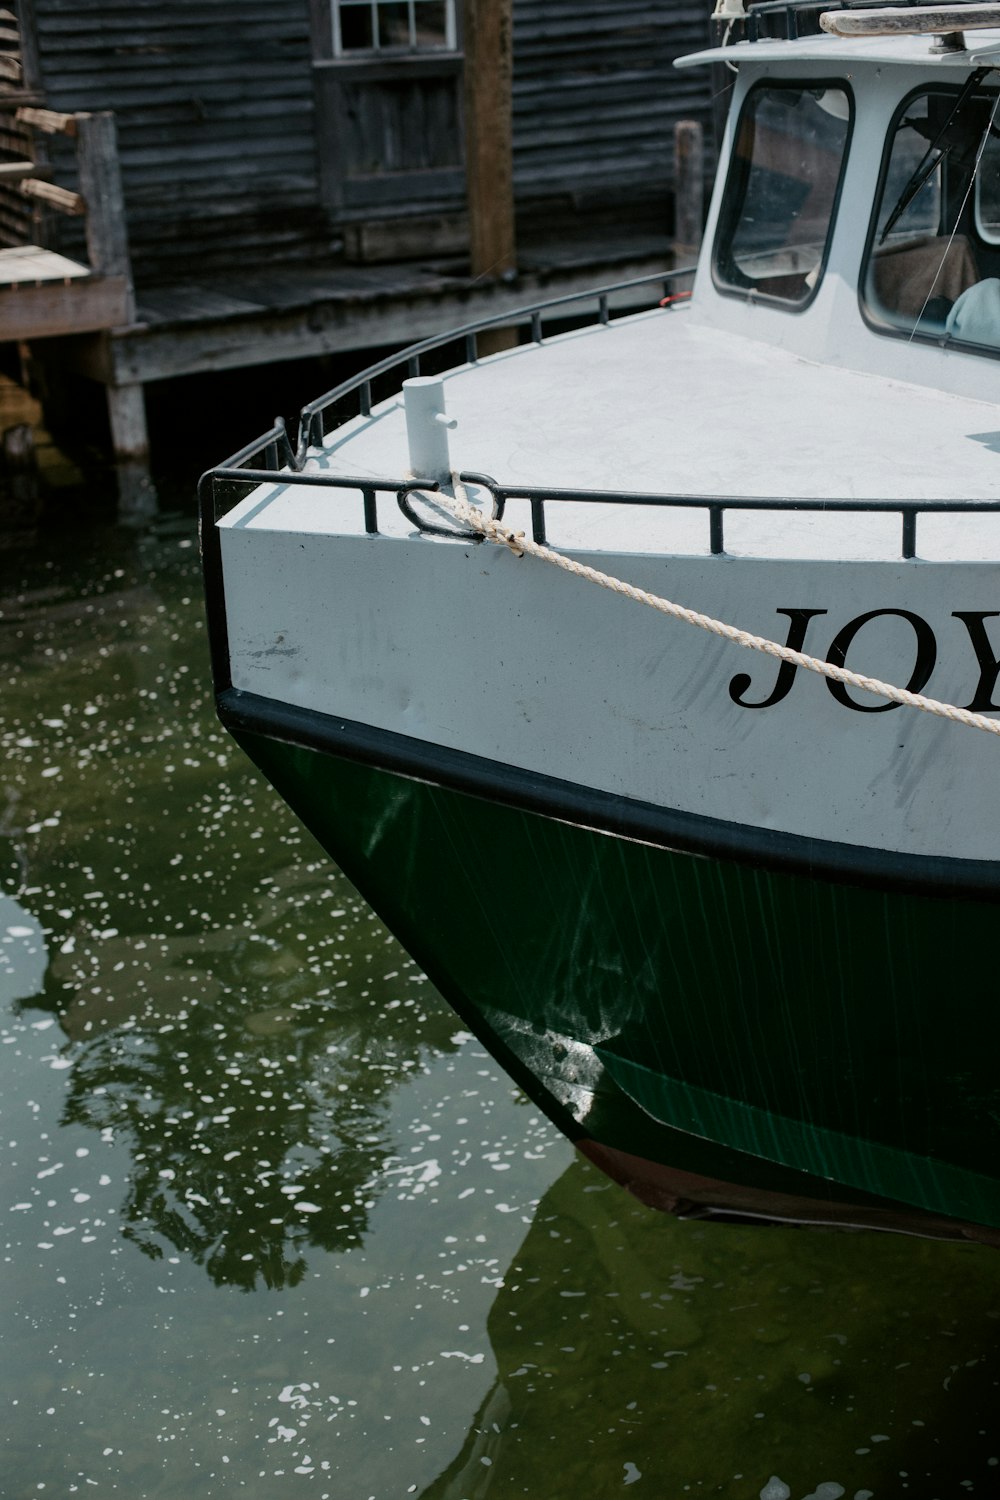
[685,7,1000,403]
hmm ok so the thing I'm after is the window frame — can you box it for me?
[711,77,855,314]
[974,171,1000,245]
[860,78,1000,356]
[973,116,1000,245]
[331,0,458,59]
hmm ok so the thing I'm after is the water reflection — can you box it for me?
[0,891,47,1004]
[421,1160,1000,1499]
[7,857,463,1290]
[60,981,425,1290]
[1,515,462,1291]
[5,509,1000,1499]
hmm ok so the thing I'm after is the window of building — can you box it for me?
[713,83,852,308]
[332,0,456,57]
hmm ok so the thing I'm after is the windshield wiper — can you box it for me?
[879,67,989,244]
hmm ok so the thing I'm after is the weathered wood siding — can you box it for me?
[26,0,710,284]
[512,0,712,214]
[31,0,322,283]
[0,4,40,247]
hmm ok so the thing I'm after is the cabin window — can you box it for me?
[975,130,1000,243]
[864,83,1000,350]
[332,0,456,56]
[713,83,852,306]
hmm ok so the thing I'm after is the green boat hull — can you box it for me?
[233,723,1000,1241]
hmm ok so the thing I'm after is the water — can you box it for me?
[3,500,1000,1499]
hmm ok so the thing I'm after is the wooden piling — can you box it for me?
[75,109,153,504]
[463,0,518,355]
[1,419,40,542]
[76,111,133,311]
[463,0,515,281]
[673,120,705,264]
[3,420,37,504]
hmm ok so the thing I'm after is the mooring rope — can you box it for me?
[430,477,1000,738]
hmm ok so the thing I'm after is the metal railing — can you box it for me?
[200,265,1000,561]
[211,268,691,471]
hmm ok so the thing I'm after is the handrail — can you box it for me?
[212,266,695,471]
[202,462,1000,559]
[202,264,1000,561]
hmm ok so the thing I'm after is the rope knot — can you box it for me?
[500,526,526,558]
[483,516,525,557]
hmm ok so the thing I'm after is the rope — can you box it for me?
[431,477,1000,739]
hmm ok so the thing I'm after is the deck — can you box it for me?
[58,227,677,388]
[0,243,128,340]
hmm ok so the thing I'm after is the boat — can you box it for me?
[200,0,1000,1247]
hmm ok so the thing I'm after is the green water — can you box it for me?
[2,507,1000,1499]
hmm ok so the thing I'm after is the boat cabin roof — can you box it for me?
[676,31,1000,69]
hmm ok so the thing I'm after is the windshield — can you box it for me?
[713,82,852,306]
[864,80,1000,350]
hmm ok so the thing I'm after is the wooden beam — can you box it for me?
[75,112,134,317]
[0,90,46,109]
[343,212,469,264]
[15,104,77,136]
[462,0,515,280]
[0,275,129,340]
[21,177,84,214]
[0,158,37,181]
[15,0,42,95]
[103,257,669,386]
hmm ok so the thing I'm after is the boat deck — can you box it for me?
[224,307,1000,563]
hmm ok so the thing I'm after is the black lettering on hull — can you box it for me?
[729,609,828,708]
[825,609,937,712]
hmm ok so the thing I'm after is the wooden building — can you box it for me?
[0,0,711,477]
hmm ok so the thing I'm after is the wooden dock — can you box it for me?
[0,242,127,339]
[34,221,682,505]
[0,0,706,512]
[75,227,677,387]
[0,99,133,374]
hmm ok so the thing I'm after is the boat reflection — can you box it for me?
[420,1157,1000,1499]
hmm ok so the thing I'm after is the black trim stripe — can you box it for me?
[216,686,1000,904]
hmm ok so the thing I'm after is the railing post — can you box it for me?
[709,505,725,555]
[530,497,547,545]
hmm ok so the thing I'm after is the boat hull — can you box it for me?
[224,697,1000,1243]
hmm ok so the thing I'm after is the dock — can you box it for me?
[32,216,684,507]
[6,104,688,512]
[0,0,708,510]
[0,242,127,339]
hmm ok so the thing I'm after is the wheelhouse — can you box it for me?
[680,13,1000,399]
